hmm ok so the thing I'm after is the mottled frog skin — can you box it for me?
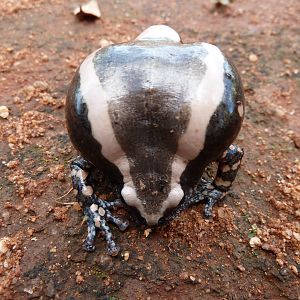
[65,25,244,256]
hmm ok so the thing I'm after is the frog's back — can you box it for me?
[66,28,244,196]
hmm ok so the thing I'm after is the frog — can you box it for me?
[65,25,245,256]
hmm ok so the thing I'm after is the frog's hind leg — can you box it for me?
[203,144,244,218]
[70,157,129,256]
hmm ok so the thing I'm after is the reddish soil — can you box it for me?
[0,0,299,299]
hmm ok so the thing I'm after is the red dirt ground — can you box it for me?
[0,0,299,299]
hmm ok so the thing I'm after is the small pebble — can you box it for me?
[99,38,112,48]
[237,265,246,272]
[75,271,84,284]
[144,228,152,237]
[279,268,288,276]
[49,247,57,253]
[293,232,300,241]
[27,228,34,236]
[249,236,261,248]
[41,54,49,62]
[3,260,9,268]
[276,258,284,267]
[179,271,189,280]
[24,287,33,295]
[33,80,49,92]
[249,53,258,62]
[122,251,130,261]
[0,106,9,118]
[289,265,298,275]
[6,160,19,169]
[2,211,10,222]
[36,166,44,172]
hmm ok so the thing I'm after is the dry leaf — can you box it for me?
[211,0,231,5]
[74,0,101,19]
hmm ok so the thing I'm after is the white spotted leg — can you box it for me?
[70,157,129,256]
[159,144,243,225]
[203,144,244,217]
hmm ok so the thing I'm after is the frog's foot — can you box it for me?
[83,199,128,255]
[159,145,243,225]
[70,157,129,256]
[203,144,244,218]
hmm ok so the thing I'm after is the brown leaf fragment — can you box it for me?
[74,0,101,19]
[211,0,231,5]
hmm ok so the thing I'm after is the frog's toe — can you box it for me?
[107,242,120,257]
[83,241,96,252]
[106,211,129,231]
[203,188,226,218]
[82,211,97,252]
[83,203,125,256]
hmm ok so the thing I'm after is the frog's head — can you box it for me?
[135,25,181,43]
[121,177,184,226]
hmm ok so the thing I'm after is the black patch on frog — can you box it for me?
[180,57,244,191]
[109,89,190,214]
[65,69,123,185]
[93,43,208,215]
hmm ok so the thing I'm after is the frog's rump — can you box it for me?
[66,41,244,191]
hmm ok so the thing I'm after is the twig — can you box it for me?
[55,187,75,205]
[81,215,88,226]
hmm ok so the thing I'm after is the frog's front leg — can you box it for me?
[203,144,244,217]
[70,157,129,256]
